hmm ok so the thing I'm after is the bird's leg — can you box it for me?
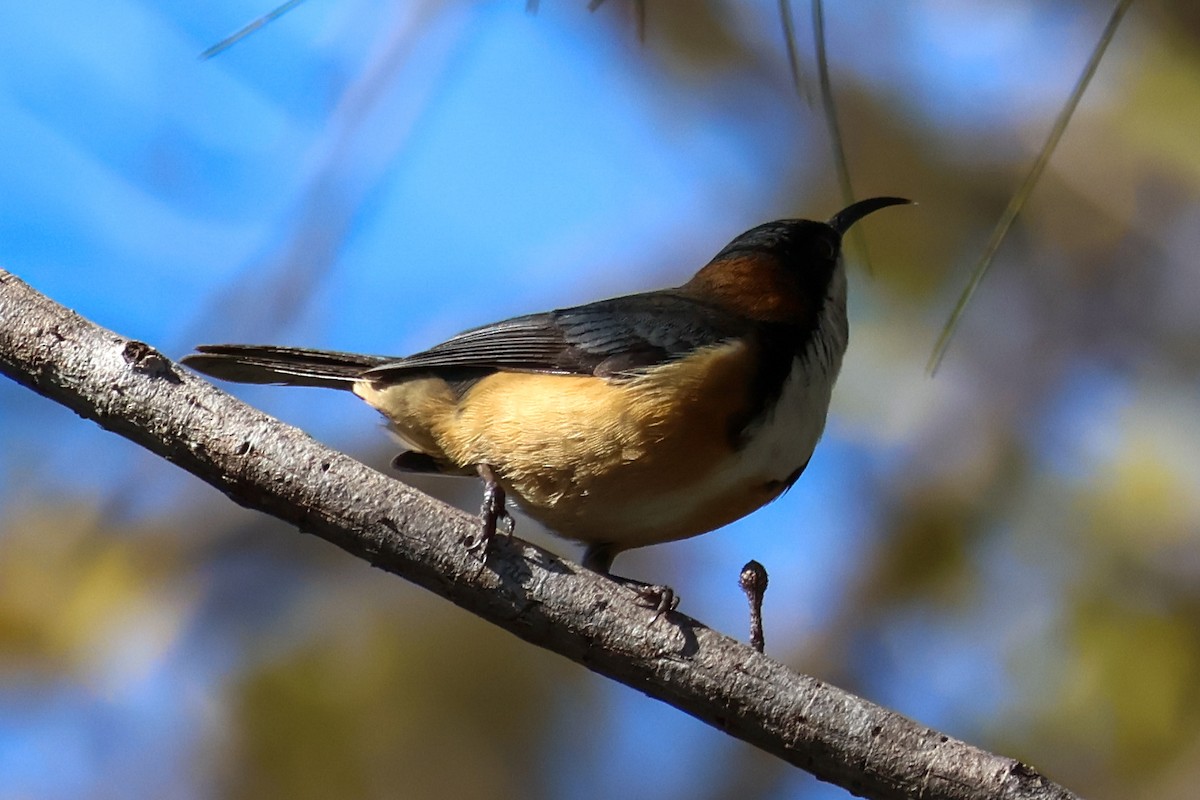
[582,543,679,622]
[471,464,513,561]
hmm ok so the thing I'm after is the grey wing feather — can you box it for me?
[364,291,749,381]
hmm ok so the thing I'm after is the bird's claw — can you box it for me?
[634,584,679,623]
[471,464,512,562]
[497,510,515,540]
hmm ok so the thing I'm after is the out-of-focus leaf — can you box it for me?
[0,506,197,679]
[222,588,579,800]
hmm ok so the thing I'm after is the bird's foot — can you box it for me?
[635,583,679,623]
[470,464,513,562]
[609,575,679,623]
[581,544,678,622]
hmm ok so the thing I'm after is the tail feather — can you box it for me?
[183,344,391,389]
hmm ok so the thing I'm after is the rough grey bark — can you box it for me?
[0,268,1082,800]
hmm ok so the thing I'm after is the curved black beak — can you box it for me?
[828,196,912,235]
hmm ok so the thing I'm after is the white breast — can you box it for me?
[717,257,848,482]
[629,260,849,530]
[735,354,837,478]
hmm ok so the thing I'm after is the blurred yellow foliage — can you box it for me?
[0,506,197,687]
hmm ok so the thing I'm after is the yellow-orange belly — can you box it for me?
[354,339,830,552]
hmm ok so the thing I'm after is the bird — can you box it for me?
[183,196,909,609]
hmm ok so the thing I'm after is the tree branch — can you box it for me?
[0,268,1081,800]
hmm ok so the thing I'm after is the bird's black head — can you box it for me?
[685,196,911,324]
[713,195,911,262]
